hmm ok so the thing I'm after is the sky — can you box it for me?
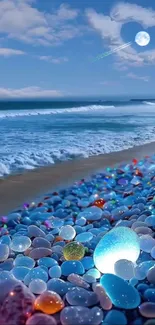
[0,0,155,99]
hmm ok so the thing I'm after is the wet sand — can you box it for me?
[0,141,155,215]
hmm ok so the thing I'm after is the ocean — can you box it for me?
[0,98,155,177]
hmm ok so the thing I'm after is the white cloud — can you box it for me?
[0,48,25,56]
[39,56,68,64]
[126,73,149,82]
[0,86,62,98]
[0,0,81,46]
[86,2,155,66]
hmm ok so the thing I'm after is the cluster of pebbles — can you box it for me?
[0,156,155,325]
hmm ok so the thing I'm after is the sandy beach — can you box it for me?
[0,141,155,216]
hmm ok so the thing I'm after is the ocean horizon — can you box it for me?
[0,98,155,177]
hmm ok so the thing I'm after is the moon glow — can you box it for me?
[135,31,150,47]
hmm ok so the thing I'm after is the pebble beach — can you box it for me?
[1,145,155,325]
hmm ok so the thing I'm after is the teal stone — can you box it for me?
[0,235,11,246]
[61,261,85,276]
[38,257,58,268]
[100,274,141,309]
[11,266,30,281]
[14,256,35,269]
[10,236,31,252]
[94,227,140,274]
[86,268,100,279]
[49,265,62,278]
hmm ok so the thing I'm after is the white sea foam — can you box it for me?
[143,101,155,106]
[0,105,114,119]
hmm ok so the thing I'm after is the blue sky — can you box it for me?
[0,0,155,98]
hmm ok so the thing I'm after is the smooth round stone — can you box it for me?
[78,206,103,221]
[147,267,155,284]
[86,268,100,279]
[49,265,62,278]
[94,227,140,274]
[11,266,30,280]
[29,279,47,294]
[29,248,52,259]
[66,287,99,307]
[92,283,112,310]
[34,290,64,314]
[32,237,51,249]
[139,302,155,318]
[26,313,57,325]
[61,261,85,276]
[144,289,155,302]
[83,274,96,284]
[47,278,74,296]
[63,242,85,261]
[81,257,94,270]
[135,261,155,280]
[24,267,48,285]
[14,256,35,269]
[100,274,141,309]
[28,225,45,238]
[76,217,86,226]
[67,273,90,289]
[59,226,76,240]
[76,232,93,243]
[114,259,134,280]
[38,257,58,268]
[60,306,103,325]
[0,244,9,262]
[135,227,152,235]
[10,236,31,252]
[140,235,155,253]
[104,310,127,325]
[132,221,148,230]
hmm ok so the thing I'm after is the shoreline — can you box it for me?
[0,141,155,215]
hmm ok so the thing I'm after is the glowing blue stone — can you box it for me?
[94,227,140,274]
[59,225,76,240]
[100,274,140,309]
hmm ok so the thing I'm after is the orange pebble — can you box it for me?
[34,291,64,315]
[92,199,105,208]
[55,236,63,242]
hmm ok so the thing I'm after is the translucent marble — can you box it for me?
[10,236,31,252]
[0,244,9,262]
[63,242,85,261]
[59,225,76,240]
[94,227,140,274]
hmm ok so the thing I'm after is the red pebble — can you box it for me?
[0,284,35,325]
[132,158,138,165]
[92,199,105,208]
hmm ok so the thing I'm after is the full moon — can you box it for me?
[135,31,150,47]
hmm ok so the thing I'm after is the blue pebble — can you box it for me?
[47,278,75,296]
[24,266,48,285]
[49,265,62,278]
[11,266,30,281]
[100,274,140,309]
[81,257,95,270]
[14,256,35,268]
[76,232,93,243]
[38,257,58,268]
[143,288,155,302]
[0,235,11,246]
[61,261,85,276]
[104,310,127,325]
